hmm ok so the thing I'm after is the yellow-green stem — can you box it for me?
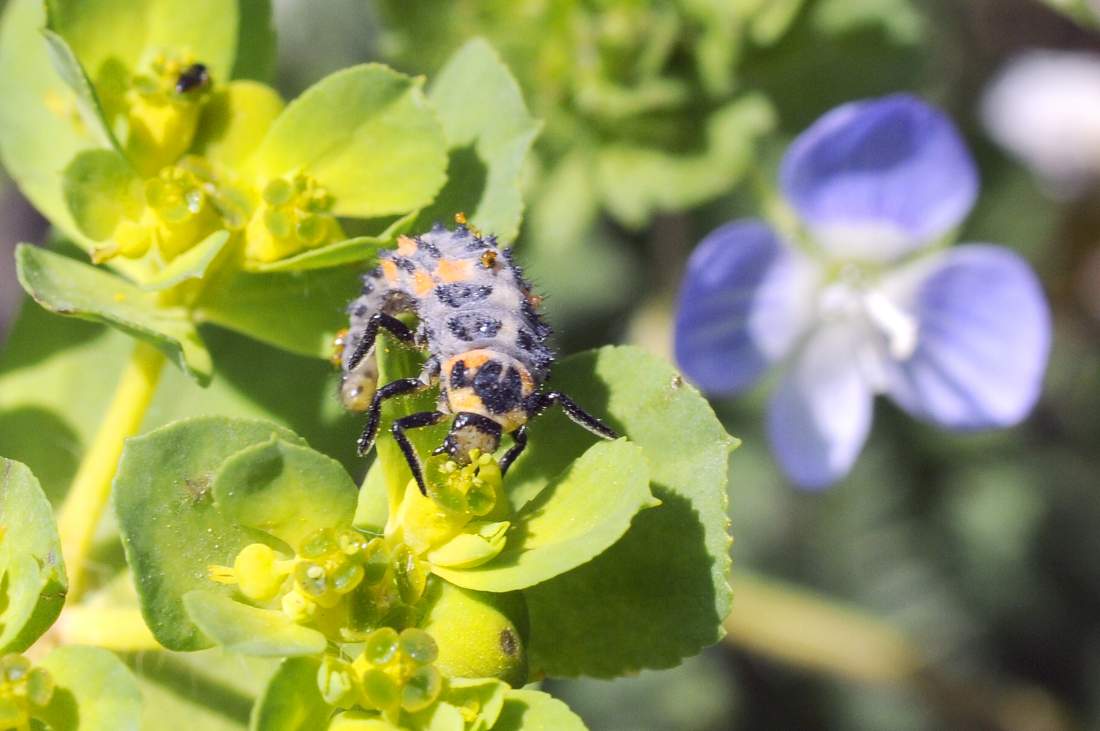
[725,572,1071,731]
[725,572,918,685]
[55,606,160,651]
[57,341,165,602]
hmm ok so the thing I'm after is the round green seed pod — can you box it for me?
[418,581,528,687]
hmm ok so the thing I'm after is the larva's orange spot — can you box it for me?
[437,258,473,282]
[396,235,418,255]
[413,269,434,296]
[380,259,399,282]
[443,350,493,378]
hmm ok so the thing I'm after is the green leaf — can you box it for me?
[247,236,389,273]
[61,148,140,241]
[505,346,736,678]
[247,210,417,273]
[521,153,639,326]
[125,649,275,731]
[193,265,361,359]
[211,437,357,551]
[249,64,447,219]
[193,81,285,169]
[494,690,588,731]
[417,39,540,244]
[595,94,776,228]
[0,297,363,506]
[249,656,329,731]
[0,458,66,651]
[231,0,277,82]
[45,0,240,85]
[140,230,232,291]
[113,416,305,650]
[183,590,327,656]
[352,461,387,533]
[15,244,213,383]
[36,645,142,731]
[41,28,118,150]
[432,440,654,592]
[0,0,97,246]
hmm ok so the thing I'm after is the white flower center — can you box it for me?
[818,265,919,363]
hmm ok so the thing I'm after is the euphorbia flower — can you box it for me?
[675,94,1051,488]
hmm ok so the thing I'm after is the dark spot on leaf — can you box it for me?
[183,475,212,502]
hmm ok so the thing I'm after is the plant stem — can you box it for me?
[55,606,160,651]
[56,341,165,602]
[725,572,918,684]
[725,572,1072,731]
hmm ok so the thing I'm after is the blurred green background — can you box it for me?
[3,0,1100,728]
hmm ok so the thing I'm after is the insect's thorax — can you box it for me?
[440,349,537,432]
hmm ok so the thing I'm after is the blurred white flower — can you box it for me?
[982,50,1100,198]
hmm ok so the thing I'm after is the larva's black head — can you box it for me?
[175,63,210,94]
[433,412,502,464]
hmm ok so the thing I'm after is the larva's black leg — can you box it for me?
[356,377,427,456]
[348,313,416,370]
[499,425,528,475]
[392,411,448,494]
[534,392,619,440]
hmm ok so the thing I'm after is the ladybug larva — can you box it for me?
[337,216,618,494]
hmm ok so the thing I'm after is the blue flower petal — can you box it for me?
[766,324,875,490]
[780,94,979,259]
[883,245,1051,429]
[674,220,817,394]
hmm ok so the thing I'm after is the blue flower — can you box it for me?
[674,94,1051,489]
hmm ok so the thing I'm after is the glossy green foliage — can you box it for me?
[415,39,540,244]
[113,417,307,649]
[360,341,734,679]
[431,440,656,592]
[35,645,143,731]
[0,459,66,651]
[507,347,736,677]
[15,244,213,382]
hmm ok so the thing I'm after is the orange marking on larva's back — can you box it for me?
[436,258,473,282]
[443,350,494,376]
[396,235,418,255]
[413,269,434,296]
[380,259,399,283]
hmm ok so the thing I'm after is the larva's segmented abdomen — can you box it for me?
[339,223,554,411]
